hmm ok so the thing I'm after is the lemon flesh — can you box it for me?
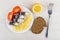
[13,15,32,32]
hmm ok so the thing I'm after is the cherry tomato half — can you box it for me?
[13,6,21,14]
[7,12,14,22]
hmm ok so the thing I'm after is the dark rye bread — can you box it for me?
[35,17,46,27]
[31,17,46,34]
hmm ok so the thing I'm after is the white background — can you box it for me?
[0,0,60,40]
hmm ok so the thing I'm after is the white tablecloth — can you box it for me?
[0,0,60,40]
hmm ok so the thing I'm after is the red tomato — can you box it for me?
[7,12,13,21]
[13,6,21,14]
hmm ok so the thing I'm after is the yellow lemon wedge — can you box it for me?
[32,3,42,14]
[13,15,32,32]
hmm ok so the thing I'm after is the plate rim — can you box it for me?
[6,5,34,33]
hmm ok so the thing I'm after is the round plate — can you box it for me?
[6,6,34,33]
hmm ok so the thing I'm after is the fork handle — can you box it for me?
[46,15,50,38]
[46,26,49,38]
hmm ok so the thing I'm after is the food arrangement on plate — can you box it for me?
[7,6,33,33]
[6,3,54,36]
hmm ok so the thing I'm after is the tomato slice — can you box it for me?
[13,6,21,14]
[7,12,13,22]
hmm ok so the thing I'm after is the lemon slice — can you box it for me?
[32,3,42,13]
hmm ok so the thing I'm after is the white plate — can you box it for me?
[6,6,34,33]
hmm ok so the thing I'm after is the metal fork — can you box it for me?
[46,3,54,38]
